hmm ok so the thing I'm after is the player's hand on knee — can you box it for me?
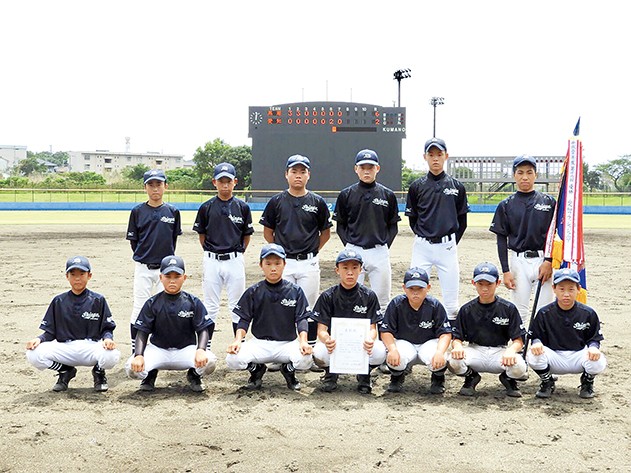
[587,347,601,361]
[300,342,312,355]
[226,341,241,354]
[102,338,116,350]
[501,352,517,367]
[450,346,465,360]
[503,272,516,290]
[530,343,544,356]
[195,349,208,368]
[431,352,446,370]
[131,355,145,372]
[325,337,336,354]
[387,350,400,367]
[363,339,374,355]
[25,338,41,350]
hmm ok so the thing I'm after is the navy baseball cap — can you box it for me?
[66,256,91,273]
[473,262,500,283]
[404,267,429,288]
[213,162,236,180]
[355,149,379,166]
[286,154,311,169]
[160,255,185,275]
[143,169,167,184]
[260,243,286,259]
[513,155,537,172]
[424,138,447,153]
[553,268,581,285]
[335,248,363,265]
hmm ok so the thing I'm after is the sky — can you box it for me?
[1,1,628,170]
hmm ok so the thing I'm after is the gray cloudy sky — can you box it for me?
[1,1,628,169]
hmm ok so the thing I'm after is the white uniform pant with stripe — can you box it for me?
[202,253,245,324]
[386,338,446,373]
[346,243,391,309]
[410,235,459,319]
[225,338,312,371]
[125,344,217,379]
[448,343,528,379]
[526,346,607,376]
[284,256,320,309]
[26,340,121,370]
[312,339,387,368]
[131,262,163,324]
[509,251,554,326]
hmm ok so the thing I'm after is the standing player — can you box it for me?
[333,149,400,309]
[194,162,254,334]
[379,268,452,394]
[449,262,527,397]
[490,155,556,325]
[126,169,182,351]
[25,256,120,392]
[225,244,312,391]
[259,154,332,355]
[312,249,387,394]
[406,138,468,319]
[527,268,607,399]
[126,255,217,392]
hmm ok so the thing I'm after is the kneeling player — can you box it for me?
[527,268,607,399]
[126,255,216,392]
[312,249,386,394]
[25,256,120,392]
[225,244,312,391]
[380,268,452,394]
[449,262,527,397]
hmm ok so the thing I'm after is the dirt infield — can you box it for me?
[1,223,630,472]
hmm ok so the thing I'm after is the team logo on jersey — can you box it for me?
[177,310,194,318]
[301,204,318,213]
[492,316,510,325]
[353,305,368,314]
[379,322,389,330]
[372,198,389,207]
[419,320,434,329]
[280,299,297,307]
[81,311,100,321]
[443,188,459,196]
[228,215,244,224]
[534,203,552,212]
[573,322,590,330]
[160,216,176,224]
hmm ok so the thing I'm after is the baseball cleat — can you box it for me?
[53,367,77,392]
[140,369,158,392]
[535,377,556,398]
[578,372,595,399]
[429,372,446,395]
[386,372,406,393]
[245,363,267,390]
[499,372,522,398]
[92,366,109,392]
[280,363,301,391]
[320,369,339,392]
[458,370,481,396]
[187,368,205,393]
[356,374,372,394]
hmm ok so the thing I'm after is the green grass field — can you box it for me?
[1,211,630,229]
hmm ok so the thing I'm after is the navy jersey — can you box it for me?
[530,301,604,351]
[259,190,332,255]
[233,279,309,341]
[379,294,451,345]
[193,196,254,253]
[38,289,116,343]
[134,290,213,350]
[405,172,468,239]
[126,202,182,264]
[333,181,400,248]
[453,296,526,347]
[489,190,556,252]
[312,283,382,330]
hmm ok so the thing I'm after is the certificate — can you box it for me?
[329,317,370,375]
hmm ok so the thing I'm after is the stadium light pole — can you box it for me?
[430,96,444,137]
[393,69,411,107]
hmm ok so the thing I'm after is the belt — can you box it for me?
[422,234,453,244]
[286,251,317,260]
[207,251,239,261]
[517,250,542,258]
[145,263,161,270]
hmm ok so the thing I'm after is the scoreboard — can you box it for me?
[248,101,406,192]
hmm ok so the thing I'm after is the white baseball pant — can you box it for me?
[346,243,392,309]
[526,347,607,376]
[131,262,163,325]
[125,344,217,379]
[26,340,121,370]
[225,338,312,371]
[448,343,528,379]
[284,256,320,309]
[312,339,387,368]
[410,235,459,319]
[202,252,245,324]
[508,251,554,326]
[386,338,447,373]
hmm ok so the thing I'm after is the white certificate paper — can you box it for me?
[329,317,370,375]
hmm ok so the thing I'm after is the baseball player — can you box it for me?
[311,249,387,394]
[379,268,452,394]
[449,262,527,398]
[527,268,607,399]
[333,149,400,309]
[25,256,120,392]
[126,255,217,392]
[490,155,556,326]
[405,138,468,319]
[126,169,182,351]
[259,154,332,353]
[193,162,254,334]
[225,244,312,391]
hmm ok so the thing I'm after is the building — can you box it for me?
[69,150,185,175]
[0,145,27,172]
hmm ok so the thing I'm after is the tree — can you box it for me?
[193,138,252,190]
[123,163,150,182]
[583,162,603,191]
[596,156,631,191]
[165,167,199,189]
[26,151,69,166]
[401,164,422,191]
[15,156,47,176]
